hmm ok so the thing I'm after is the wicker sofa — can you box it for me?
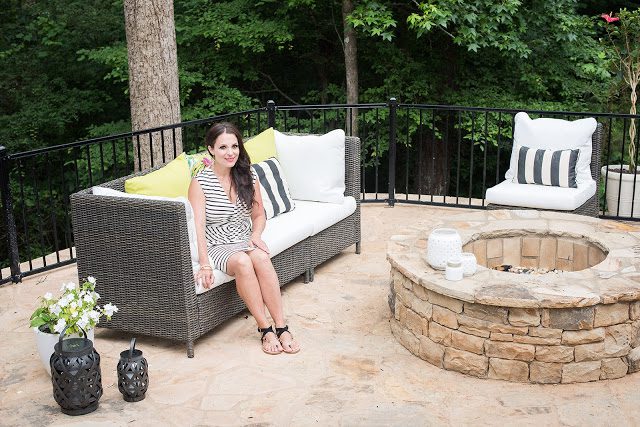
[70,135,361,357]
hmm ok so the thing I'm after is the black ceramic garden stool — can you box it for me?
[50,326,102,416]
[117,337,149,402]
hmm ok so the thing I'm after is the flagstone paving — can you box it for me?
[1,204,639,426]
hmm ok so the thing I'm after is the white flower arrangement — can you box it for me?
[30,276,118,335]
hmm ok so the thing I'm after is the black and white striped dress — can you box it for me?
[195,168,256,273]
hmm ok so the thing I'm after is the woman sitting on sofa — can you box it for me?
[188,122,300,355]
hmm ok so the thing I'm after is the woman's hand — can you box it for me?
[196,265,215,289]
[250,236,270,254]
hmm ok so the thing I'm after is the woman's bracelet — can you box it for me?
[200,265,213,271]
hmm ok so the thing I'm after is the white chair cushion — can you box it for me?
[274,129,346,204]
[485,179,596,211]
[505,112,597,185]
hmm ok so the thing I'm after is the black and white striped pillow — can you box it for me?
[513,145,579,188]
[252,157,295,219]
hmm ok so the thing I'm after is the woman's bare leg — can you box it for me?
[227,252,281,353]
[248,249,300,353]
[248,249,284,324]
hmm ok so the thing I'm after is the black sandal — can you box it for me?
[258,326,282,355]
[275,325,300,354]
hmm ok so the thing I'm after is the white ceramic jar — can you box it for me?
[445,257,464,281]
[460,252,478,276]
[427,228,462,270]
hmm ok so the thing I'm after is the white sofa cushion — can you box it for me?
[261,206,315,258]
[274,129,345,204]
[260,196,356,255]
[485,179,596,211]
[199,196,356,292]
[294,197,357,235]
[505,112,597,185]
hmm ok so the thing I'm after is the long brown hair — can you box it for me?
[204,122,254,208]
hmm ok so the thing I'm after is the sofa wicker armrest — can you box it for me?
[71,190,199,343]
[344,135,361,201]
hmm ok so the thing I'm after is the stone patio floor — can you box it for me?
[1,204,639,426]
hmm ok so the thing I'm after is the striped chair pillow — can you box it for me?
[251,157,295,219]
[512,145,579,188]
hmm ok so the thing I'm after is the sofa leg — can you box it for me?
[355,241,361,254]
[304,270,310,284]
[187,340,194,358]
[310,268,315,282]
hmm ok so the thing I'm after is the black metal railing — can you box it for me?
[0,108,268,285]
[391,104,639,216]
[2,99,639,285]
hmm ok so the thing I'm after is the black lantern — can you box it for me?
[117,338,149,402]
[50,326,102,416]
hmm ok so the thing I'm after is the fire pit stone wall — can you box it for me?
[387,210,640,383]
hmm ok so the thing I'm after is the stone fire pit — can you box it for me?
[387,210,640,383]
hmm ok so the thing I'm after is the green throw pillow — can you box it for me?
[124,153,191,198]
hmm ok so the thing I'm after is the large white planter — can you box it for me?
[601,165,640,218]
[34,327,95,376]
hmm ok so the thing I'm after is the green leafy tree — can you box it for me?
[0,1,127,152]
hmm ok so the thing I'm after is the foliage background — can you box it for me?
[2,0,640,268]
[3,0,640,152]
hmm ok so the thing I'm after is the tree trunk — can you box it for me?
[124,0,182,171]
[415,113,453,198]
[629,81,637,170]
[417,128,450,197]
[342,0,358,137]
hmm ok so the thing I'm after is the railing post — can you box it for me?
[388,97,398,207]
[0,147,22,283]
[267,100,276,129]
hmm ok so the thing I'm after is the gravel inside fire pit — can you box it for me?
[492,265,563,275]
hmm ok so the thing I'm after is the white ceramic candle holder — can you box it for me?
[460,252,478,276]
[427,228,462,270]
[445,257,464,281]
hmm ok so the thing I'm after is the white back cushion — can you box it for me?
[274,129,345,204]
[505,112,597,185]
